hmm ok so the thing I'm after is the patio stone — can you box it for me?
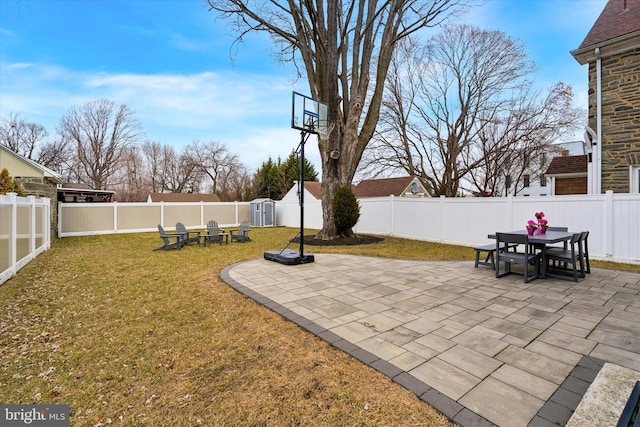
[491,364,557,400]
[459,376,544,427]
[411,357,480,400]
[221,255,640,427]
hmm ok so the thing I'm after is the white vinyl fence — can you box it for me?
[0,193,51,286]
[58,201,251,237]
[4,192,635,286]
[276,191,640,264]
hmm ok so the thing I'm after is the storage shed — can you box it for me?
[250,198,275,227]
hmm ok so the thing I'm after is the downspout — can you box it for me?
[595,47,602,194]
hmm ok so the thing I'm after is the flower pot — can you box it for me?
[526,226,535,236]
[535,226,546,235]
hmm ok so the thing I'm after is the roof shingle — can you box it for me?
[545,155,588,175]
[149,193,220,202]
[354,176,415,198]
[579,0,640,48]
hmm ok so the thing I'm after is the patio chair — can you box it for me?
[544,232,584,282]
[580,231,591,274]
[531,226,569,254]
[201,220,227,246]
[230,221,251,243]
[176,222,200,245]
[495,232,541,283]
[154,224,183,251]
[474,242,518,269]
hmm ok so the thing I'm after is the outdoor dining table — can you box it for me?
[488,229,575,278]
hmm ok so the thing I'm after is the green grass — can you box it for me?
[0,228,636,426]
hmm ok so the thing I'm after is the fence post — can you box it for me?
[44,198,51,250]
[389,195,395,236]
[440,195,446,242]
[605,190,614,259]
[28,196,36,257]
[113,202,118,233]
[8,193,17,278]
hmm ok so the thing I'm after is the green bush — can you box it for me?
[0,168,25,196]
[332,185,360,237]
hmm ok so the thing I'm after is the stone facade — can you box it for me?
[14,176,59,239]
[587,47,640,193]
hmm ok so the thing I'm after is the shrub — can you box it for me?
[0,168,25,196]
[332,185,360,237]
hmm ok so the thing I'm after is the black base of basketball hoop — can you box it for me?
[264,249,315,265]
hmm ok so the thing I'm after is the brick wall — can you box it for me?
[14,177,58,239]
[555,177,587,195]
[588,47,640,193]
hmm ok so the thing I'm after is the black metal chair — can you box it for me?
[545,233,584,281]
[580,231,591,274]
[495,233,541,283]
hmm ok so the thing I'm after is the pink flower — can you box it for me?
[527,220,537,228]
[538,219,548,227]
[535,211,545,219]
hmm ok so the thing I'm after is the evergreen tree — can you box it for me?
[0,168,26,196]
[254,152,319,200]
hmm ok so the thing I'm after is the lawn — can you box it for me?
[0,228,636,426]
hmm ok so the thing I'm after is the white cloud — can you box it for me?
[0,61,307,170]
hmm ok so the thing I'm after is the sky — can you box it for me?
[0,0,608,172]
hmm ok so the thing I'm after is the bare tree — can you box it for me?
[363,25,582,196]
[207,0,466,238]
[218,165,257,201]
[187,140,240,195]
[158,145,202,193]
[111,145,149,201]
[0,113,70,171]
[58,99,142,190]
[141,140,165,193]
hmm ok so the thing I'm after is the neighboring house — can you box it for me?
[0,145,64,237]
[280,181,322,202]
[281,177,428,201]
[354,176,428,198]
[545,155,589,195]
[516,142,588,197]
[571,0,640,194]
[58,183,115,203]
[146,192,221,203]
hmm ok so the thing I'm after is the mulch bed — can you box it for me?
[292,234,384,246]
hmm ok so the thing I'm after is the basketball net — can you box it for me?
[317,121,336,140]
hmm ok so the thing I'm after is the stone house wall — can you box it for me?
[14,176,58,239]
[587,47,640,193]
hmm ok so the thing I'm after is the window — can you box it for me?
[524,175,530,188]
[632,165,640,193]
[540,174,547,187]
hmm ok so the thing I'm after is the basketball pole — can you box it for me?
[298,128,310,261]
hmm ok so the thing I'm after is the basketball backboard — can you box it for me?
[291,92,328,135]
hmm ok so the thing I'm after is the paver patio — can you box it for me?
[221,254,640,427]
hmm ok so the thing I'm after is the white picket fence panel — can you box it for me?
[0,193,51,286]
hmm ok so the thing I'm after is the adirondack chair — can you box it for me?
[154,224,183,251]
[176,222,200,245]
[230,221,251,243]
[201,220,228,246]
